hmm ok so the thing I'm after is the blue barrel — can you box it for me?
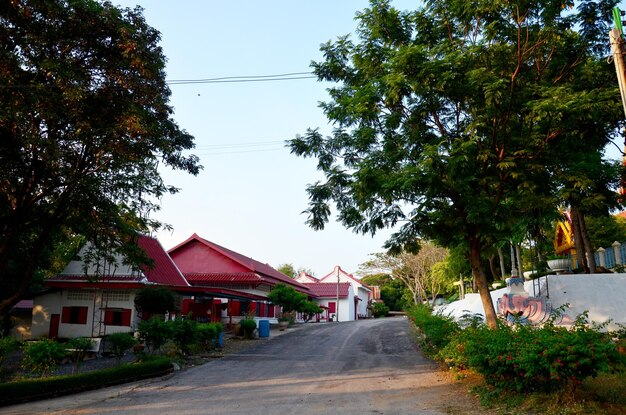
[258,319,270,337]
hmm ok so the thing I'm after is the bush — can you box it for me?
[106,333,137,364]
[438,313,621,393]
[370,302,390,318]
[0,336,20,366]
[169,317,198,354]
[197,323,222,351]
[0,357,172,406]
[137,317,172,354]
[66,337,95,373]
[239,319,257,339]
[407,305,459,357]
[21,339,67,376]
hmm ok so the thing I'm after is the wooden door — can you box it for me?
[49,314,60,338]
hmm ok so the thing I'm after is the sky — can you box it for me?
[110,0,421,277]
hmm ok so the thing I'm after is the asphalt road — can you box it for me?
[2,317,487,415]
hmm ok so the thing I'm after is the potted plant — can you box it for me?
[277,313,291,331]
[239,318,257,339]
[547,254,571,272]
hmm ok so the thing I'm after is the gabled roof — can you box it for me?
[304,282,351,298]
[168,234,310,292]
[295,272,319,283]
[47,235,189,288]
[319,265,372,291]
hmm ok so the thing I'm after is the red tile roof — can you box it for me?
[137,235,189,287]
[47,235,189,288]
[169,234,310,292]
[304,282,351,298]
[184,272,262,284]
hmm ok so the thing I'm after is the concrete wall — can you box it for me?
[439,274,626,331]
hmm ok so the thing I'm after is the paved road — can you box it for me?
[2,317,486,415]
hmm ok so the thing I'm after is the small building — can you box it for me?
[31,235,189,339]
[168,233,313,327]
[318,266,373,320]
[303,282,353,322]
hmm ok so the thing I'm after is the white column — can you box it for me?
[612,241,622,266]
[597,247,606,268]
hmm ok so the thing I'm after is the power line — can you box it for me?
[167,72,315,85]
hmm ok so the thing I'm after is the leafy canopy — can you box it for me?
[0,0,201,315]
[288,0,622,328]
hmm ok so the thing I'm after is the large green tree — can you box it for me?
[288,0,621,328]
[0,0,201,316]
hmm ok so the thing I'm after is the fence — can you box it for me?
[594,241,626,269]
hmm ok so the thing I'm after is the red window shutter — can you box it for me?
[104,310,113,325]
[259,303,266,317]
[62,307,71,323]
[121,309,131,326]
[78,307,88,324]
[268,305,275,318]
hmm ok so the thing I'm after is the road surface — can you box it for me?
[2,317,489,415]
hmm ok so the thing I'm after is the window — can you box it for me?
[104,308,132,326]
[61,306,88,324]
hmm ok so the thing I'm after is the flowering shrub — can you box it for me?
[440,313,620,392]
[407,305,459,357]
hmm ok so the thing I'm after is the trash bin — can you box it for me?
[258,319,270,337]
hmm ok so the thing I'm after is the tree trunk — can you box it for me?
[578,211,596,273]
[516,244,523,277]
[488,255,498,280]
[570,206,588,272]
[469,234,498,329]
[497,248,506,280]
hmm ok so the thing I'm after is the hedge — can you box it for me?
[0,357,172,406]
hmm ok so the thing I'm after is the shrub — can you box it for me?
[106,333,137,364]
[0,336,20,366]
[134,286,177,317]
[239,319,256,339]
[21,339,67,376]
[371,302,390,318]
[196,323,222,351]
[0,357,172,406]
[407,305,459,357]
[137,317,172,354]
[441,314,621,393]
[169,317,198,354]
[66,337,95,373]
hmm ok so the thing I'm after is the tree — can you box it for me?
[0,0,201,316]
[288,0,621,328]
[267,283,307,313]
[276,263,297,278]
[360,243,448,306]
[134,286,177,318]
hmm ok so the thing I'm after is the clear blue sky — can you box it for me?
[111,1,420,277]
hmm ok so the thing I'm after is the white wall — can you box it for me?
[32,289,139,339]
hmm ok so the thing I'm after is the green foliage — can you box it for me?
[105,333,137,363]
[239,319,257,339]
[196,323,222,351]
[288,0,622,329]
[370,302,389,318]
[134,287,177,316]
[300,301,323,322]
[276,263,297,278]
[0,336,20,366]
[137,317,172,354]
[21,339,67,376]
[267,283,307,313]
[437,315,621,393]
[407,305,459,358]
[586,214,626,250]
[0,357,172,406]
[66,337,95,373]
[169,317,198,354]
[0,0,201,316]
